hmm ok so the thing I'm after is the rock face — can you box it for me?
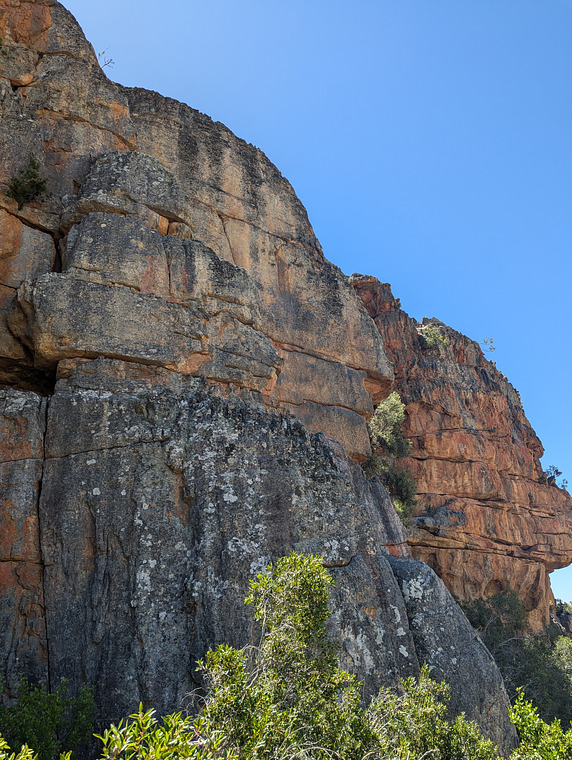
[0,1,392,460]
[352,276,572,631]
[0,1,546,754]
[1,362,516,752]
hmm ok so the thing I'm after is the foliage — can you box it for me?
[509,691,572,760]
[364,392,417,522]
[199,553,502,760]
[555,598,572,614]
[96,50,115,69]
[421,324,450,350]
[368,667,498,760]
[482,337,496,353]
[462,593,572,728]
[382,464,418,522]
[0,679,95,760]
[367,391,411,458]
[94,709,230,760]
[199,552,377,760]
[6,552,572,759]
[6,156,47,208]
[0,735,38,760]
[462,590,528,651]
[544,465,568,490]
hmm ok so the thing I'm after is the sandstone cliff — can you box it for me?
[352,276,572,631]
[2,0,561,753]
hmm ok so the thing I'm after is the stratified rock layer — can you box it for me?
[352,276,572,630]
[0,3,392,459]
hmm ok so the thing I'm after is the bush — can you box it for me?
[367,391,411,458]
[555,598,572,614]
[462,590,528,651]
[4,552,572,759]
[6,156,47,208]
[0,679,95,760]
[421,324,450,350]
[199,552,377,760]
[462,592,572,728]
[510,691,572,760]
[364,392,417,522]
[198,553,498,759]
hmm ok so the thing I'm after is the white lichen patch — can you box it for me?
[390,603,402,623]
[401,577,425,602]
[399,645,409,658]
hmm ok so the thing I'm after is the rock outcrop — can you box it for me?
[352,276,572,630]
[1,362,515,752]
[0,0,391,460]
[7,0,570,753]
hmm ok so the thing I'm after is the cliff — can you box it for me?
[352,276,572,630]
[3,0,570,754]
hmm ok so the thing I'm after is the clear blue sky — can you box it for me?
[62,0,572,602]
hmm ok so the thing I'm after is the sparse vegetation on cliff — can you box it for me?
[420,323,450,350]
[364,391,417,522]
[6,156,47,208]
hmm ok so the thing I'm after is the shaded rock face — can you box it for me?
[0,1,520,753]
[0,362,516,753]
[352,276,572,630]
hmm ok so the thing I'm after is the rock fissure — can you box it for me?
[37,107,136,150]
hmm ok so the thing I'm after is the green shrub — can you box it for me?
[0,735,37,760]
[421,323,450,350]
[462,590,528,651]
[199,552,377,760]
[510,691,572,760]
[6,552,572,759]
[367,391,411,458]
[94,710,227,760]
[462,592,572,728]
[0,679,95,760]
[6,156,47,208]
[364,392,417,522]
[555,598,572,614]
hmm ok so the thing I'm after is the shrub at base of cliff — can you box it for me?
[5,553,572,759]
[96,553,498,760]
[462,592,572,728]
[0,679,95,760]
[510,692,572,760]
[364,392,417,523]
[1,554,500,760]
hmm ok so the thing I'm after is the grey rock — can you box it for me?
[388,555,518,755]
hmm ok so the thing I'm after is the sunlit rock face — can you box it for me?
[0,1,392,460]
[0,2,525,753]
[352,275,572,631]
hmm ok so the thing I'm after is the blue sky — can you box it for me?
[62,0,572,602]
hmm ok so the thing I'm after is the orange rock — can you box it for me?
[352,275,572,629]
